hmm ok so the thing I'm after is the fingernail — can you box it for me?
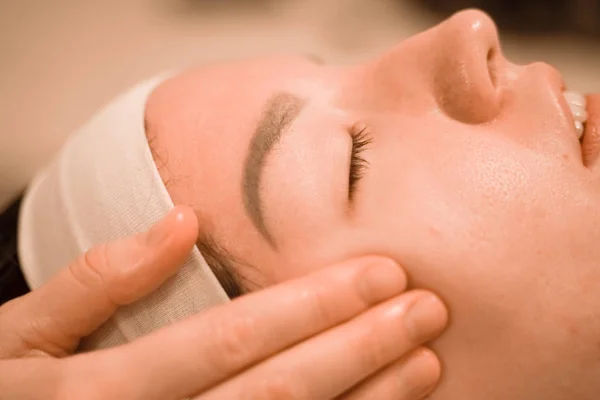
[146,209,179,247]
[404,295,447,342]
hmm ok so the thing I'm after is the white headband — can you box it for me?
[18,75,230,349]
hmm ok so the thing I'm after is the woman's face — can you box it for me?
[146,9,600,399]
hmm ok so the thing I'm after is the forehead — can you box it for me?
[149,56,323,142]
[183,55,319,100]
[144,55,325,260]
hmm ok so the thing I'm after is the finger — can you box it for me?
[198,291,447,400]
[0,206,198,358]
[95,257,407,400]
[339,348,441,400]
[0,358,64,399]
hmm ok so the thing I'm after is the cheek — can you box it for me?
[368,127,589,279]
[361,130,600,397]
[365,131,561,295]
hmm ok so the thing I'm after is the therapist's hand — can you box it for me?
[0,207,448,400]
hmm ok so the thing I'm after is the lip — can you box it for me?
[581,94,600,168]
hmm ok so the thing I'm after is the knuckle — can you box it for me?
[209,315,258,373]
[355,324,390,372]
[301,286,338,327]
[0,298,58,359]
[70,241,142,306]
[70,243,112,292]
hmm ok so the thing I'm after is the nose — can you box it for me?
[431,9,503,123]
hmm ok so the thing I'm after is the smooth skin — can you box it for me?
[0,207,447,400]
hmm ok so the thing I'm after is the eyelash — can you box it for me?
[348,125,372,200]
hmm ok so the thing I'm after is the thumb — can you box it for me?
[0,206,198,358]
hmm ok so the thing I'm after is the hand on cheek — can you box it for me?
[0,208,448,399]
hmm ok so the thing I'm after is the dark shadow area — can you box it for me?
[409,0,600,37]
[0,195,29,306]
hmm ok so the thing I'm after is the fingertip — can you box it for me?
[411,347,443,397]
[368,256,407,288]
[109,207,198,303]
[412,347,442,383]
[146,206,198,248]
[412,291,450,330]
[354,256,407,305]
[396,347,442,399]
[171,205,199,242]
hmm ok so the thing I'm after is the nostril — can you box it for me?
[487,47,497,87]
[486,47,494,65]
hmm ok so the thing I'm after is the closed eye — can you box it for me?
[348,125,372,202]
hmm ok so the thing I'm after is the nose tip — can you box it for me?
[433,8,502,72]
[448,9,499,42]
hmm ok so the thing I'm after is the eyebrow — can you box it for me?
[242,92,306,248]
[304,53,325,64]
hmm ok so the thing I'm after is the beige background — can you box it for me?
[2,0,600,210]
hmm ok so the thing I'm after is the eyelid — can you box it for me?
[348,124,372,202]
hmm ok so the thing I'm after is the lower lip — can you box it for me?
[581,94,600,167]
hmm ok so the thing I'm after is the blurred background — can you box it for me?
[2,0,600,210]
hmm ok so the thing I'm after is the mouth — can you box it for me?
[562,90,600,167]
[580,94,600,168]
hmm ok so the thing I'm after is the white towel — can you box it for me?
[18,75,230,350]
